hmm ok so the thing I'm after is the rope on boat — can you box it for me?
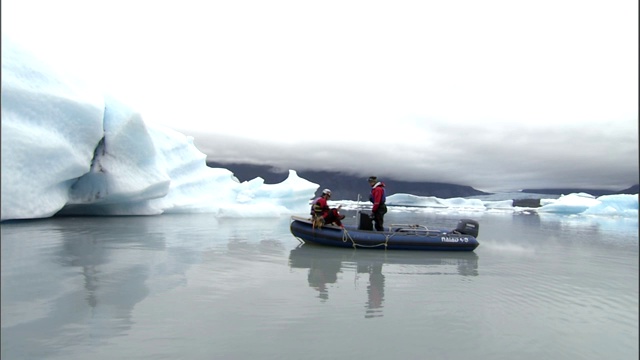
[341,227,397,250]
[308,216,400,250]
[341,228,357,248]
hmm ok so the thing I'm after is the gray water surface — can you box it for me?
[1,211,638,360]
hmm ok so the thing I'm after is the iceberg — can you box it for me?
[1,38,319,222]
[537,193,639,217]
[581,194,639,217]
[1,37,637,222]
[385,193,486,210]
[333,192,638,218]
[536,192,600,214]
[385,193,448,208]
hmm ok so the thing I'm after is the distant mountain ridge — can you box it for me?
[207,161,639,200]
[207,161,486,199]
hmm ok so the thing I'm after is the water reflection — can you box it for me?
[1,216,165,359]
[57,217,164,316]
[288,245,479,318]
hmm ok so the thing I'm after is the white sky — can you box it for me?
[2,0,638,192]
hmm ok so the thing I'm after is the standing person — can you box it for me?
[368,176,387,231]
[310,189,344,227]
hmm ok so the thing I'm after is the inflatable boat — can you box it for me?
[289,213,480,251]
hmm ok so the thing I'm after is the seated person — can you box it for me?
[311,189,345,227]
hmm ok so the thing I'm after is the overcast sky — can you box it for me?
[3,0,638,192]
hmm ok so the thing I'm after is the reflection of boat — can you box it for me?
[289,245,479,318]
[289,214,480,251]
[289,244,479,275]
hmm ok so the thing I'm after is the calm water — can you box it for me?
[1,210,638,360]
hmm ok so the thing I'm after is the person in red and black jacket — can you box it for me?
[310,189,345,227]
[368,176,387,231]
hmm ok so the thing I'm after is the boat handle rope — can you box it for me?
[342,228,398,250]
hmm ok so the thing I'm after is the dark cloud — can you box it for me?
[186,123,639,192]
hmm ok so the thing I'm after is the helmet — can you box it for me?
[368,176,377,183]
[322,189,332,196]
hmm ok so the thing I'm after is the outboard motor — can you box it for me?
[454,219,479,238]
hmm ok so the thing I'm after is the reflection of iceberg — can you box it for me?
[289,245,479,318]
[0,216,165,359]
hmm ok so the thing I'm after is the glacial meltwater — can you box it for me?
[1,210,638,360]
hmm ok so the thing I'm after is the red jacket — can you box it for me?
[369,182,386,212]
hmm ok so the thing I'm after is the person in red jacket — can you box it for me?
[311,189,345,227]
[368,176,387,231]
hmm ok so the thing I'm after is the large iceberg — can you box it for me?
[538,192,638,217]
[1,38,319,222]
[2,37,637,222]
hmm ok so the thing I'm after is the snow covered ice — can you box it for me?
[1,38,319,221]
[1,38,637,222]
[336,192,638,218]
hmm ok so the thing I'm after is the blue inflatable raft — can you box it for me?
[289,213,480,251]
